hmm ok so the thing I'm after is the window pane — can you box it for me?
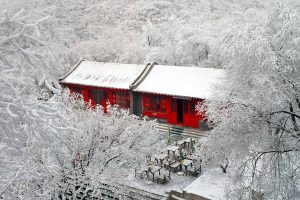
[116,92,130,108]
[190,101,195,115]
[111,92,116,104]
[144,96,150,110]
[116,92,124,107]
[103,91,108,102]
[126,93,130,107]
[93,90,103,105]
[184,101,188,113]
[88,90,93,101]
[171,99,176,112]
[161,97,166,112]
[156,97,160,111]
[72,87,82,94]
[150,96,155,111]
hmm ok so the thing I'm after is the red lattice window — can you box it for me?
[145,95,167,113]
[116,92,130,108]
[184,101,189,114]
[150,96,155,111]
[88,90,93,101]
[156,97,160,111]
[144,96,150,110]
[71,87,82,94]
[190,101,195,115]
[171,99,176,112]
[111,92,116,105]
[103,91,108,104]
[160,97,166,112]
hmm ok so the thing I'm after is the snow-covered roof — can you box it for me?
[184,168,234,200]
[59,60,147,90]
[133,65,224,99]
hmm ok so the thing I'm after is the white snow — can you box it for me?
[60,60,146,89]
[134,65,224,99]
[184,168,234,200]
[126,168,198,197]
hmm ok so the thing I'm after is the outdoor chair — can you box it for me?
[170,162,181,173]
[146,157,156,166]
[156,174,167,184]
[163,159,175,169]
[135,167,148,179]
[160,168,171,180]
[187,162,201,176]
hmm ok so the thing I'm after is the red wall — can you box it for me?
[141,94,205,128]
[65,84,130,110]
[66,84,206,128]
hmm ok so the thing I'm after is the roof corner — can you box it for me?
[58,58,85,83]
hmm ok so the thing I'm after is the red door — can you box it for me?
[168,98,177,125]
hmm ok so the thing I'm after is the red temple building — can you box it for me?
[59,59,224,128]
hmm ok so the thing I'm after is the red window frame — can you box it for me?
[160,97,166,112]
[190,101,195,115]
[115,92,130,108]
[171,99,176,112]
[144,96,150,110]
[145,95,166,113]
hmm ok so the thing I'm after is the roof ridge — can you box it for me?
[129,62,158,90]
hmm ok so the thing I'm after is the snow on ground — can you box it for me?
[184,167,235,200]
[120,132,200,197]
[125,168,199,196]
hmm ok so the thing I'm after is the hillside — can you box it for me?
[3,0,300,72]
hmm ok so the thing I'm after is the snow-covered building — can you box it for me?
[59,59,147,109]
[59,59,224,128]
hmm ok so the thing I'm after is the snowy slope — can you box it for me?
[4,0,300,73]
[184,168,235,200]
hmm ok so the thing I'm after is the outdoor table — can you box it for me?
[141,165,150,176]
[157,174,167,184]
[153,153,168,166]
[163,159,175,169]
[185,153,195,160]
[182,159,193,175]
[147,165,161,182]
[170,161,181,172]
[167,146,180,159]
[176,140,185,147]
[184,137,196,147]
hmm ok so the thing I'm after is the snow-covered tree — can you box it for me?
[201,5,300,199]
[0,7,73,199]
[0,8,164,199]
[43,94,163,199]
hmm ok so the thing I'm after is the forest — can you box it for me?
[0,0,299,199]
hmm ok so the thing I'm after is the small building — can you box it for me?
[59,59,224,128]
[59,59,147,109]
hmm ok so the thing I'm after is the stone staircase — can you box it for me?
[100,115,208,139]
[156,123,207,138]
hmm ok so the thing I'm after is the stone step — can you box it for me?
[100,115,207,138]
[156,124,207,138]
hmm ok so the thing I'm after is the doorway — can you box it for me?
[177,99,183,123]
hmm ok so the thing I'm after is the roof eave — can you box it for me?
[133,90,204,100]
[61,82,130,91]
[58,58,85,83]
